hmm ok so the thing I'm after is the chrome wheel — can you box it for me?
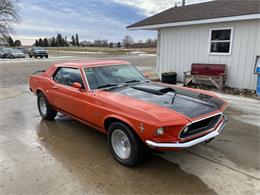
[111,129,131,159]
[39,96,47,116]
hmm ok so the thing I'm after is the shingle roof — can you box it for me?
[127,0,260,29]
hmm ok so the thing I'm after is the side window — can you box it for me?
[53,67,84,88]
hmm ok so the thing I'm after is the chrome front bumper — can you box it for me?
[146,115,228,148]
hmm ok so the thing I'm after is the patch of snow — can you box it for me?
[215,93,260,127]
[128,51,156,57]
[128,51,146,56]
[138,53,157,57]
[216,93,260,104]
[58,51,107,54]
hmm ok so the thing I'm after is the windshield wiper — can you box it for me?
[125,79,150,84]
[125,79,141,83]
[97,83,119,89]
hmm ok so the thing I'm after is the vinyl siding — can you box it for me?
[157,19,260,90]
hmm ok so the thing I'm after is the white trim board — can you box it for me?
[128,14,260,30]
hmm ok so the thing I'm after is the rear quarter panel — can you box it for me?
[29,67,57,104]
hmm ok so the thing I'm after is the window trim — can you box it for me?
[208,27,233,56]
[52,67,85,89]
[81,67,91,91]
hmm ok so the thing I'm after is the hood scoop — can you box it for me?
[131,86,175,95]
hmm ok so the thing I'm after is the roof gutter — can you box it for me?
[128,14,260,30]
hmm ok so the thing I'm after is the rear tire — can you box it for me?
[108,122,145,167]
[37,92,57,120]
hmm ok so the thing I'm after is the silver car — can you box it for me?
[3,48,26,59]
[0,48,4,58]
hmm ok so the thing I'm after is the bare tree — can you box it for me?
[0,0,20,41]
[122,35,134,49]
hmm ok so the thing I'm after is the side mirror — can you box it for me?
[72,82,82,90]
[143,72,150,78]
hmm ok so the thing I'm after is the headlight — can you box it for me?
[155,127,165,136]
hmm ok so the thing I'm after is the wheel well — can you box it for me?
[104,117,121,131]
[104,117,146,146]
[36,89,43,95]
[104,117,135,133]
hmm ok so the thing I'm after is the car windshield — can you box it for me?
[84,64,147,90]
[33,47,45,51]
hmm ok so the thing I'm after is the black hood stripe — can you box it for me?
[111,83,224,119]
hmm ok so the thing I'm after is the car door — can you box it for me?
[50,67,89,118]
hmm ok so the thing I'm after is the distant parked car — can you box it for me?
[7,48,26,59]
[1,48,25,59]
[29,47,48,58]
[1,48,12,58]
[17,47,29,54]
[0,48,4,58]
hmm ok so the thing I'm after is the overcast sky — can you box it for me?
[13,0,212,45]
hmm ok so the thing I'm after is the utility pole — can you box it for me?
[57,31,60,56]
[182,0,185,6]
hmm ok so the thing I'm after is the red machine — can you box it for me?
[29,60,228,166]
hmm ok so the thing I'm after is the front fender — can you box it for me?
[103,114,135,131]
[102,114,146,141]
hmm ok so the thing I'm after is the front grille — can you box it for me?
[180,114,222,139]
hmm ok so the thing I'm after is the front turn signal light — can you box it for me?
[155,127,165,136]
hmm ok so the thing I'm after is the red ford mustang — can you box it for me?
[29,60,228,166]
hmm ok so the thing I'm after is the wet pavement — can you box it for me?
[0,56,260,194]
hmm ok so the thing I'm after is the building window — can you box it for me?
[209,28,233,55]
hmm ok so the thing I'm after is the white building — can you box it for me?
[128,0,260,90]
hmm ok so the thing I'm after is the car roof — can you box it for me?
[53,60,130,68]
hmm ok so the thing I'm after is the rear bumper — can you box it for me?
[36,53,47,55]
[146,115,228,148]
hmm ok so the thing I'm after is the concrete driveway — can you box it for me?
[0,55,259,195]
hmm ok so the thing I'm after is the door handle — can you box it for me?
[52,86,58,90]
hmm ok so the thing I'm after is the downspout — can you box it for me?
[156,30,161,76]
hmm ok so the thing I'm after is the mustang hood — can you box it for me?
[110,83,225,119]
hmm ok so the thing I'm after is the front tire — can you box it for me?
[37,92,57,120]
[108,122,145,167]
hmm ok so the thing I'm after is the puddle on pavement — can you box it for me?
[36,116,216,194]
[224,107,246,117]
